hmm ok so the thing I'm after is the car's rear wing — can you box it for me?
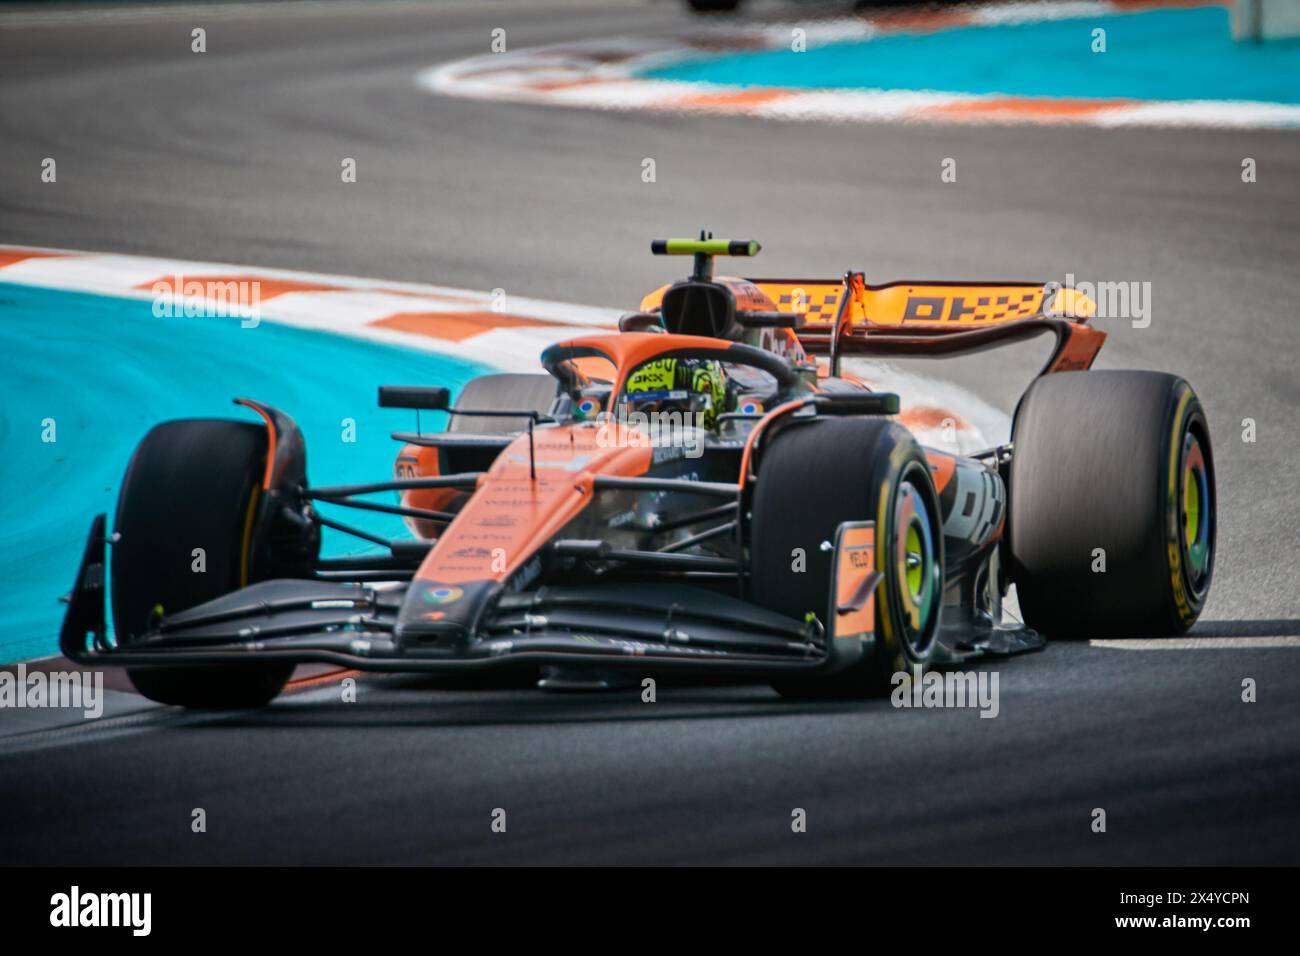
[751,274,1106,376]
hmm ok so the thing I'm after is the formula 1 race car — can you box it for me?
[60,237,1216,707]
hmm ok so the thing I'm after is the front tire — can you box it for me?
[749,417,943,698]
[112,419,294,707]
[1008,371,1215,638]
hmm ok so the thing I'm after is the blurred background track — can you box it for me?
[0,0,1297,864]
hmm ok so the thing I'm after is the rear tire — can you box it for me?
[112,419,294,707]
[448,373,556,434]
[1008,371,1215,638]
[750,417,943,698]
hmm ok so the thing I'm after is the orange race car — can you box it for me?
[60,237,1216,707]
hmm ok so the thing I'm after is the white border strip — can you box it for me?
[0,243,1003,450]
[0,244,622,372]
[419,0,1300,130]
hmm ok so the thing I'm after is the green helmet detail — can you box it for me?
[625,359,678,395]
[623,358,726,431]
[687,361,726,429]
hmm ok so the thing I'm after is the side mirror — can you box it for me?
[377,386,450,411]
[619,312,666,333]
[814,392,900,416]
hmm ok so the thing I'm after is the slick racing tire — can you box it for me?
[112,419,294,708]
[448,373,557,434]
[1008,371,1215,638]
[750,417,943,699]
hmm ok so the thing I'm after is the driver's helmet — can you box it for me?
[623,358,726,431]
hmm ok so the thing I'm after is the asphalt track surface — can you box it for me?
[1,0,1298,865]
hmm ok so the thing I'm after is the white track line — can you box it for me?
[1091,637,1300,650]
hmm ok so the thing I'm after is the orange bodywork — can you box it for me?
[750,277,1097,329]
[641,277,1097,330]
[406,333,752,586]
[832,524,877,642]
[641,273,1104,374]
[926,450,958,495]
[394,446,456,540]
[397,268,1102,591]
[235,398,281,490]
[550,332,745,396]
[410,423,653,587]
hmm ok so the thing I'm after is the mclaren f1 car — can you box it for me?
[60,237,1216,706]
